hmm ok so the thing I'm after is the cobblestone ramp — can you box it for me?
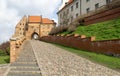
[7,41,42,76]
[31,40,120,76]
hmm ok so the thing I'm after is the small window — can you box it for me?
[86,8,90,13]
[67,9,69,14]
[68,19,69,22]
[95,3,99,9]
[71,6,73,11]
[63,12,65,16]
[76,2,79,8]
[60,14,62,18]
[106,0,111,4]
[76,13,78,17]
[86,0,90,2]
[71,16,73,22]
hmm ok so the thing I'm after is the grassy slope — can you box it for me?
[61,18,120,41]
[52,43,120,70]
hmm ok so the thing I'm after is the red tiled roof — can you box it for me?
[68,0,73,4]
[28,16,55,24]
[28,16,42,23]
[42,18,54,24]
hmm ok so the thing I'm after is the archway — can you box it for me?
[31,32,39,40]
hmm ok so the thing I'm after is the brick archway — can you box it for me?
[31,32,39,40]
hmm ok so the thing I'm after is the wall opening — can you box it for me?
[31,32,39,40]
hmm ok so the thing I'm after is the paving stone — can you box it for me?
[31,40,120,76]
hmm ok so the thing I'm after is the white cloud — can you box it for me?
[59,0,69,10]
[0,0,62,44]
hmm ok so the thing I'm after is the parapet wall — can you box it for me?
[40,35,120,57]
[10,36,26,63]
[74,0,120,25]
[84,7,120,25]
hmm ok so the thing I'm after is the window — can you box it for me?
[67,9,69,14]
[86,8,90,13]
[71,16,73,22]
[63,12,65,18]
[95,3,99,9]
[71,6,73,11]
[86,0,90,2]
[60,14,62,18]
[76,2,78,8]
[63,12,65,15]
[106,0,111,4]
[76,13,78,17]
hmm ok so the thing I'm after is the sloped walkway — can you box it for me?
[6,41,42,76]
[31,40,120,76]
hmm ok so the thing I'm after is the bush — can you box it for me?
[49,20,80,35]
[68,25,77,32]
[0,50,7,56]
[49,25,68,35]
[0,41,10,55]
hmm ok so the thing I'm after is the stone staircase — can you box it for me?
[7,41,42,76]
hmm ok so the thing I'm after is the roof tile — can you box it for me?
[42,18,54,24]
[28,16,42,23]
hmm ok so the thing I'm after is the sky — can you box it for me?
[0,0,68,44]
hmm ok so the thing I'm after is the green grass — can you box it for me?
[0,49,10,64]
[51,43,120,70]
[0,56,10,64]
[61,18,120,41]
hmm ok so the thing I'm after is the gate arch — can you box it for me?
[31,32,39,40]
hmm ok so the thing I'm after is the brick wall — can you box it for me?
[40,35,120,57]
[84,7,120,25]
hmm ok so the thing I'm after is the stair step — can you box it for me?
[19,55,35,57]
[7,42,42,76]
[16,59,36,62]
[17,57,36,60]
[7,72,42,76]
[9,71,41,73]
[11,63,38,67]
[11,62,37,66]
[20,53,34,55]
[13,62,37,64]
[11,67,40,71]
[19,56,35,58]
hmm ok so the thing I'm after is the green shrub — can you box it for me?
[0,50,7,56]
[49,25,68,35]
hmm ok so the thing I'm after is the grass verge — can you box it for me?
[0,56,10,64]
[50,42,120,70]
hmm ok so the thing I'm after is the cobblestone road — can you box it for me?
[31,40,120,76]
